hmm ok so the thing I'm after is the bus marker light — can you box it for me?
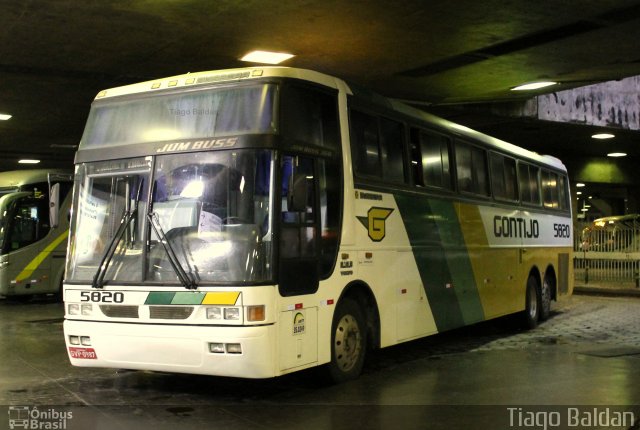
[209,343,224,354]
[69,336,80,345]
[81,304,93,316]
[80,336,91,346]
[226,343,242,354]
[247,305,265,322]
[68,304,80,315]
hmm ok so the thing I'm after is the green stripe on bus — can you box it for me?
[394,195,484,331]
[171,292,206,305]
[429,199,485,326]
[145,292,175,305]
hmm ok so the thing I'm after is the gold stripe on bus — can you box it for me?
[16,230,69,282]
[202,292,240,305]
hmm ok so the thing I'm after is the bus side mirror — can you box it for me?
[49,183,60,228]
[287,173,308,212]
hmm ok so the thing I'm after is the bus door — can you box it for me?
[1,194,53,292]
[277,154,319,371]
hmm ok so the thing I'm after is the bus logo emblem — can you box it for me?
[357,207,394,242]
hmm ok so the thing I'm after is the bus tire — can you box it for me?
[524,276,540,329]
[327,298,367,383]
[539,277,552,321]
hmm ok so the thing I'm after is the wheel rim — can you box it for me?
[334,314,362,372]
[528,284,538,319]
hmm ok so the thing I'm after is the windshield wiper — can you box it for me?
[92,179,144,289]
[92,209,135,288]
[147,212,198,290]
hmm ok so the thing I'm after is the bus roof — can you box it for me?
[90,66,566,172]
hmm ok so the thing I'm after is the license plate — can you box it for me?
[68,347,98,359]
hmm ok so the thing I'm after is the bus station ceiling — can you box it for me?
[1,0,640,171]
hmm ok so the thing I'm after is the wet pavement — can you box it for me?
[1,294,640,429]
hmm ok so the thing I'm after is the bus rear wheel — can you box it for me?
[524,276,540,329]
[539,277,552,321]
[327,298,367,383]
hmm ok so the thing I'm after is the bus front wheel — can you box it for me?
[524,276,540,329]
[327,298,367,383]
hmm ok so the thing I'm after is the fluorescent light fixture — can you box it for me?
[592,133,614,139]
[576,183,585,187]
[240,50,294,64]
[607,152,627,157]
[511,81,557,91]
[0,113,12,120]
[19,159,40,164]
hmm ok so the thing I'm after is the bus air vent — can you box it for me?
[149,306,194,320]
[99,305,139,319]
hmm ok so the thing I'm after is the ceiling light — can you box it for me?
[607,152,627,157]
[592,133,614,139]
[576,183,585,187]
[240,50,294,65]
[19,159,40,164]
[511,82,557,91]
[0,113,12,120]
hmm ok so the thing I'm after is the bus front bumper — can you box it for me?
[64,319,277,379]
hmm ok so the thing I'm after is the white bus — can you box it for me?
[0,169,73,299]
[64,67,573,382]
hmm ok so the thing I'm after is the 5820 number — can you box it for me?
[80,291,124,303]
[553,223,571,238]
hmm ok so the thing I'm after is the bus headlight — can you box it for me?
[68,304,80,315]
[81,304,93,316]
[206,307,222,320]
[224,307,240,320]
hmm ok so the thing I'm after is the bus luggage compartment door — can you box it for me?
[278,307,317,371]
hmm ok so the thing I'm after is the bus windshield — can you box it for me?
[67,150,274,285]
[79,84,277,149]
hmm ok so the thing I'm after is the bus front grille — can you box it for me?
[99,305,139,319]
[149,306,194,320]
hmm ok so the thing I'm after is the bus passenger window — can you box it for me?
[490,154,517,201]
[518,162,541,205]
[379,118,405,183]
[350,110,380,178]
[456,141,489,196]
[419,131,452,190]
[558,175,569,210]
[543,170,559,209]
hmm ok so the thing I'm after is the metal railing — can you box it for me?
[574,221,640,288]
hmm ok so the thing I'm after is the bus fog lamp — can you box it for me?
[224,307,240,320]
[206,307,222,320]
[68,304,80,315]
[226,343,242,354]
[209,343,224,353]
[80,336,91,346]
[69,335,80,345]
[247,305,265,321]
